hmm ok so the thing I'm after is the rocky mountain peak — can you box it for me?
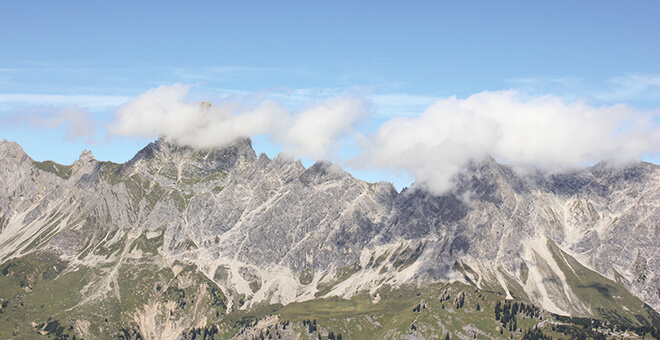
[77,149,95,162]
[450,154,528,206]
[127,135,257,170]
[0,139,29,164]
[68,149,97,175]
[308,160,349,177]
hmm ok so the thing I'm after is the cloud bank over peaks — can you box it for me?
[110,84,369,159]
[110,85,660,195]
[354,90,660,194]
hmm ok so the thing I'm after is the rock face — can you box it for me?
[0,137,659,335]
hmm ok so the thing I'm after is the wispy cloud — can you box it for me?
[170,65,310,83]
[507,73,660,105]
[506,76,588,102]
[0,93,131,108]
[171,66,268,81]
[596,73,660,102]
[3,106,95,141]
[370,93,438,117]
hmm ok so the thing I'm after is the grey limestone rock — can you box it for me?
[0,137,659,317]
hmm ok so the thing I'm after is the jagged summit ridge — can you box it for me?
[128,135,256,168]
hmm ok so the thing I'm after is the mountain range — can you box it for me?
[0,137,659,339]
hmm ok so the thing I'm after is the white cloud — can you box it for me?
[507,74,660,104]
[273,96,368,158]
[353,90,660,194]
[110,84,368,159]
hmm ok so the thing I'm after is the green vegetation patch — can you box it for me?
[129,229,165,255]
[391,242,425,271]
[100,161,124,185]
[299,268,314,285]
[0,252,91,339]
[32,160,73,179]
[315,262,361,297]
[546,239,660,328]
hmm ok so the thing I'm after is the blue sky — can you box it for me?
[1,1,659,191]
